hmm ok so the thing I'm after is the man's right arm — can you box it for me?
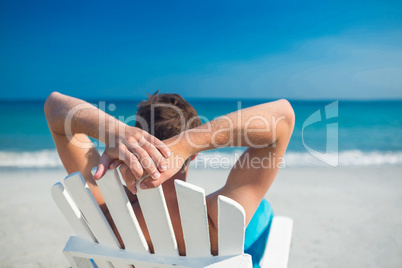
[44,92,171,194]
[141,99,294,222]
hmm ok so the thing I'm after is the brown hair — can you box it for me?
[135,91,201,140]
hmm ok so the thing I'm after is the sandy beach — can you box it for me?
[1,165,401,267]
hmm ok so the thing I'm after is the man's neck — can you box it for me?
[162,168,188,201]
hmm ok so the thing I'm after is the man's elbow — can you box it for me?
[278,99,295,128]
[44,91,61,118]
[44,91,65,132]
[273,99,295,142]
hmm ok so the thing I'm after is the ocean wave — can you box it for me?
[283,150,402,167]
[1,149,402,169]
[190,150,402,169]
[0,150,62,168]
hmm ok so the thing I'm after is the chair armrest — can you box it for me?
[260,216,293,268]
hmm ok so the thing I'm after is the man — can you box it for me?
[45,91,294,267]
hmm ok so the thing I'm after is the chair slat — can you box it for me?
[52,183,111,268]
[63,172,130,268]
[260,216,293,268]
[218,195,246,256]
[64,172,119,248]
[96,169,149,253]
[174,180,211,257]
[51,182,95,242]
[136,182,178,256]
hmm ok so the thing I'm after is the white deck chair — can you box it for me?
[51,170,293,268]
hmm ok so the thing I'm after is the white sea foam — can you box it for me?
[190,150,402,169]
[1,149,402,169]
[283,150,402,167]
[0,150,62,168]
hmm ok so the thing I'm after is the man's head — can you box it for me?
[135,91,201,141]
[135,92,201,174]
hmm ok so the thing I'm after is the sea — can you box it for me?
[0,99,401,169]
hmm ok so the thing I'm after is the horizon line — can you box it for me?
[1,97,402,102]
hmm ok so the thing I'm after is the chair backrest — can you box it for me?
[51,169,252,268]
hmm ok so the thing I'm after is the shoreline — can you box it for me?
[2,149,402,169]
[1,165,401,267]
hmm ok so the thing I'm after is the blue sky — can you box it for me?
[1,0,401,100]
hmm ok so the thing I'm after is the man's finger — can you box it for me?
[142,141,167,173]
[131,147,160,180]
[109,159,123,169]
[120,146,144,179]
[145,133,171,158]
[94,153,113,180]
[119,164,137,194]
[140,176,161,190]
